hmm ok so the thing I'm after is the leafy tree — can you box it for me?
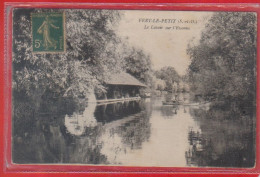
[155,78,166,91]
[187,12,256,105]
[122,46,153,87]
[155,66,180,91]
[13,9,122,100]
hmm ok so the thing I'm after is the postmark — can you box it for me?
[31,12,65,53]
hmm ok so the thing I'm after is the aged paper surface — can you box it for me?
[12,9,256,167]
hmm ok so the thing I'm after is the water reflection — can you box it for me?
[94,101,144,123]
[65,101,97,136]
[185,107,255,167]
[12,93,255,167]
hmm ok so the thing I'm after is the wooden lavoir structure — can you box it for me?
[95,72,146,104]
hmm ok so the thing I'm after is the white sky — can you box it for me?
[116,10,213,76]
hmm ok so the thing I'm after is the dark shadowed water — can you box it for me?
[12,93,255,167]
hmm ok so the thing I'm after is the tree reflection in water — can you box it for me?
[159,105,179,118]
[185,107,255,167]
[12,93,255,167]
[13,98,152,164]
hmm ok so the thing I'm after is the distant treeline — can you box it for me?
[154,66,180,92]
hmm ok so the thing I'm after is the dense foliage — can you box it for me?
[155,66,180,91]
[187,12,256,107]
[122,46,154,87]
[13,9,153,101]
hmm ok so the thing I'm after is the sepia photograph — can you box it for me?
[12,8,256,167]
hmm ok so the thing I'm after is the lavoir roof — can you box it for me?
[105,72,146,87]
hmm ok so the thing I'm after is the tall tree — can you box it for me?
[123,47,154,87]
[187,12,256,104]
[13,9,122,99]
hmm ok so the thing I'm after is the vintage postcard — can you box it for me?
[12,8,256,168]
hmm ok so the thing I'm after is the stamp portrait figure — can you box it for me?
[31,12,65,52]
[37,16,59,50]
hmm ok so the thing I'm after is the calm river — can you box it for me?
[13,93,255,167]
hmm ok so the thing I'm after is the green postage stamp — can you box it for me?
[31,12,65,53]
